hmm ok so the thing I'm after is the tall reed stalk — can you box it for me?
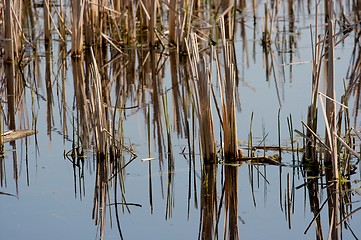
[71,0,84,56]
[4,0,15,130]
[305,2,323,168]
[217,16,238,161]
[185,32,216,163]
[44,0,51,44]
[168,0,177,46]
[324,1,339,239]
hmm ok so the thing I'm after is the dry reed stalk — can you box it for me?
[168,0,177,46]
[84,1,94,48]
[45,47,53,139]
[217,16,238,161]
[252,0,257,22]
[89,48,108,155]
[185,32,216,163]
[304,2,324,167]
[71,0,84,56]
[324,2,339,239]
[125,0,136,44]
[24,0,36,41]
[57,0,66,41]
[219,0,236,40]
[149,0,156,46]
[4,0,15,130]
[137,0,150,44]
[179,0,194,53]
[0,108,3,155]
[43,0,51,44]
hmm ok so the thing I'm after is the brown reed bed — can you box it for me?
[1,1,361,239]
[299,1,361,239]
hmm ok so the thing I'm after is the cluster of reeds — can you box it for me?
[1,1,360,239]
[185,31,217,163]
[301,1,361,239]
[184,9,240,163]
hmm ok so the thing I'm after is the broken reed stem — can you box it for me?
[248,112,254,158]
[278,109,282,159]
[287,114,295,163]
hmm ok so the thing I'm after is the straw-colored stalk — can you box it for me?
[4,0,16,130]
[219,0,236,40]
[217,16,238,161]
[179,0,193,52]
[324,1,339,239]
[168,0,177,46]
[149,0,156,46]
[45,46,53,139]
[185,32,216,163]
[3,0,13,60]
[84,1,94,47]
[89,48,107,154]
[0,108,3,155]
[305,1,323,167]
[44,0,51,44]
[71,0,84,56]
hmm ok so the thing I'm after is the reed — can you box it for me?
[43,0,51,44]
[89,48,108,155]
[217,16,239,161]
[3,0,15,130]
[323,2,340,239]
[71,0,84,56]
[1,1,360,239]
[0,106,3,156]
[304,1,323,168]
[287,114,295,162]
[185,31,216,163]
[45,45,53,139]
[168,0,177,46]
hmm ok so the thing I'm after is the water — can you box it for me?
[1,1,361,240]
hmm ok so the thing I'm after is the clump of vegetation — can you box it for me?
[0,0,360,240]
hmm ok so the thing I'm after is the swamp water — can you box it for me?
[0,1,360,239]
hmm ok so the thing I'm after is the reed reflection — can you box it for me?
[199,164,240,240]
[200,164,217,239]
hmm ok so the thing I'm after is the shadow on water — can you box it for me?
[0,0,361,240]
